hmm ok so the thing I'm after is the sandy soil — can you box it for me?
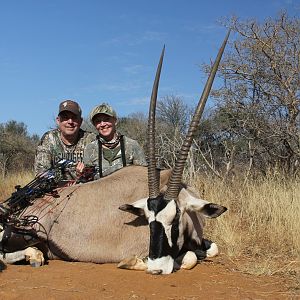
[0,255,298,300]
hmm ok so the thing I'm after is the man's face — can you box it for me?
[56,111,82,138]
[93,113,117,141]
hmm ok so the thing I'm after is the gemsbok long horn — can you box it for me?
[148,46,165,199]
[164,30,230,201]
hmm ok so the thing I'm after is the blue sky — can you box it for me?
[1,0,299,136]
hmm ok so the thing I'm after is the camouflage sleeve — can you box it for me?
[34,133,53,175]
[83,141,98,167]
[132,140,147,166]
[84,132,97,145]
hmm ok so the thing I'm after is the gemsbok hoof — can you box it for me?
[179,251,197,270]
[146,269,163,275]
[206,242,219,258]
[24,247,45,267]
[118,255,147,271]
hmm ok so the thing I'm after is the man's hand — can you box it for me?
[75,163,95,183]
[76,162,85,175]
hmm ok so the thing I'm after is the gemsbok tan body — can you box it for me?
[1,166,224,270]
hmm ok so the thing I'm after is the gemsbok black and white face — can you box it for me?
[121,30,230,274]
[121,188,227,274]
[147,196,181,274]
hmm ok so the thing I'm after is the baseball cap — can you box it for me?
[58,100,82,118]
[89,103,117,123]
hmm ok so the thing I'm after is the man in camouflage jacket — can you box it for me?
[34,100,96,180]
[81,103,147,179]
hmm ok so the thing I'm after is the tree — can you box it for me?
[203,12,300,177]
[118,112,148,147]
[0,121,39,177]
[157,95,189,135]
[117,96,192,171]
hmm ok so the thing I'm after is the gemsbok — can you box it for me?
[0,30,230,274]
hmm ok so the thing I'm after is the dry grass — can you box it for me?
[0,171,34,202]
[196,174,300,277]
[1,171,299,280]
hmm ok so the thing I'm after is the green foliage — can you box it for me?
[0,120,39,177]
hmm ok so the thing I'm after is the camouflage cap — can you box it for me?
[90,103,117,123]
[59,100,82,118]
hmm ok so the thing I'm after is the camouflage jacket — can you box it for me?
[83,135,147,179]
[34,128,96,179]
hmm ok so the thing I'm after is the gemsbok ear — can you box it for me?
[185,196,227,218]
[119,198,147,216]
[200,203,227,218]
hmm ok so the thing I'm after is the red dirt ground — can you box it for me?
[0,255,298,300]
